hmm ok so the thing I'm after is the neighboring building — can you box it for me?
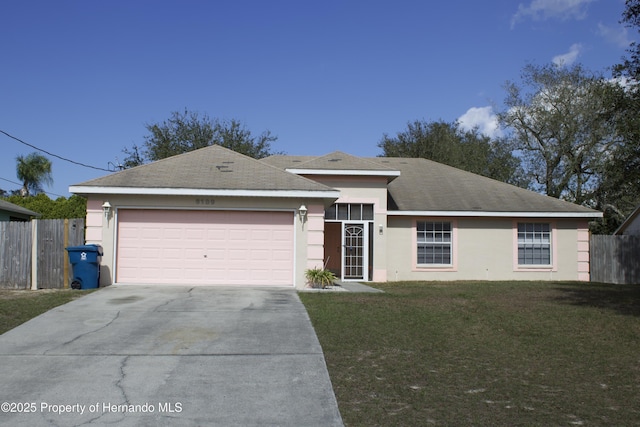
[0,199,40,221]
[69,145,601,288]
[614,204,640,236]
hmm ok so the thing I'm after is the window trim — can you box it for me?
[413,219,457,271]
[325,203,375,221]
[513,221,557,271]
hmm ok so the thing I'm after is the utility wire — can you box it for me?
[0,129,112,172]
[0,176,67,199]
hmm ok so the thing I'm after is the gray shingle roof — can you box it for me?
[260,155,316,169]
[369,157,599,214]
[0,200,40,217]
[73,145,334,193]
[262,153,600,215]
[284,151,398,172]
[72,146,601,215]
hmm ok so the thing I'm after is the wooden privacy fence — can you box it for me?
[590,234,640,285]
[0,219,85,289]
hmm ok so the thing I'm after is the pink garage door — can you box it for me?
[116,210,294,286]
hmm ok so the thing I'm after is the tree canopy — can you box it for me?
[498,63,623,207]
[594,0,640,232]
[123,110,279,167]
[378,120,524,186]
[16,152,53,197]
[614,0,640,81]
[2,194,87,219]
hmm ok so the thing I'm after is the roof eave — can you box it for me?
[0,205,41,217]
[286,168,400,181]
[69,186,340,199]
[387,210,603,218]
[286,168,400,176]
[614,204,640,235]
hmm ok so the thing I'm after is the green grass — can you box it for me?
[299,281,640,426]
[0,289,93,335]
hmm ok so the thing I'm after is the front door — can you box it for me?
[343,223,365,280]
[324,222,341,276]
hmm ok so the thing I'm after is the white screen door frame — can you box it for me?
[342,222,369,281]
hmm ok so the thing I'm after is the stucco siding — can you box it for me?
[306,204,326,273]
[307,175,389,282]
[387,216,585,281]
[87,194,321,288]
[85,199,103,244]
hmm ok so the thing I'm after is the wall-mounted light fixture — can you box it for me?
[298,204,308,221]
[379,224,384,235]
[102,201,112,219]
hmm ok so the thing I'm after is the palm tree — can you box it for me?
[16,152,53,197]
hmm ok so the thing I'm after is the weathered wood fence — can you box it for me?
[0,219,85,289]
[590,234,640,285]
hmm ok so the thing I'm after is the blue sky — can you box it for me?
[0,0,633,197]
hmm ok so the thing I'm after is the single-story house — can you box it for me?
[614,204,640,236]
[0,199,40,221]
[69,145,602,288]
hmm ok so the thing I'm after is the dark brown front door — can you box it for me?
[324,222,341,275]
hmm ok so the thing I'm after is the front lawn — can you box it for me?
[299,281,640,426]
[0,289,93,335]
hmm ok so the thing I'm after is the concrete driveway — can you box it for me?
[0,285,343,426]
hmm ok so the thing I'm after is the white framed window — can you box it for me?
[325,203,374,221]
[517,223,551,265]
[417,221,452,265]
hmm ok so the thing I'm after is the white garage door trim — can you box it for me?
[114,208,295,286]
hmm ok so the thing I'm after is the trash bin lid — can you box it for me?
[65,244,103,254]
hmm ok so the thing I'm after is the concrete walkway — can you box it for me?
[0,286,343,426]
[337,281,384,293]
[298,280,384,293]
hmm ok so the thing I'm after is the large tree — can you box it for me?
[378,120,524,186]
[498,63,622,206]
[123,110,278,166]
[594,0,640,233]
[15,152,53,197]
[614,0,640,81]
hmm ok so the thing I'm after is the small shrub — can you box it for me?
[305,268,337,289]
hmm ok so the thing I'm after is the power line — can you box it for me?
[0,129,112,172]
[0,176,67,199]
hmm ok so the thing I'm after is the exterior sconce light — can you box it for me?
[102,201,112,219]
[298,204,308,221]
[379,224,384,235]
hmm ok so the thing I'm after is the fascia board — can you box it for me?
[286,168,401,177]
[69,186,341,199]
[614,204,640,235]
[388,210,603,218]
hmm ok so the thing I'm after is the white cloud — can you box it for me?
[458,106,502,139]
[552,43,583,66]
[511,0,595,28]
[597,23,632,48]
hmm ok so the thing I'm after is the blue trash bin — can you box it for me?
[66,244,103,289]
